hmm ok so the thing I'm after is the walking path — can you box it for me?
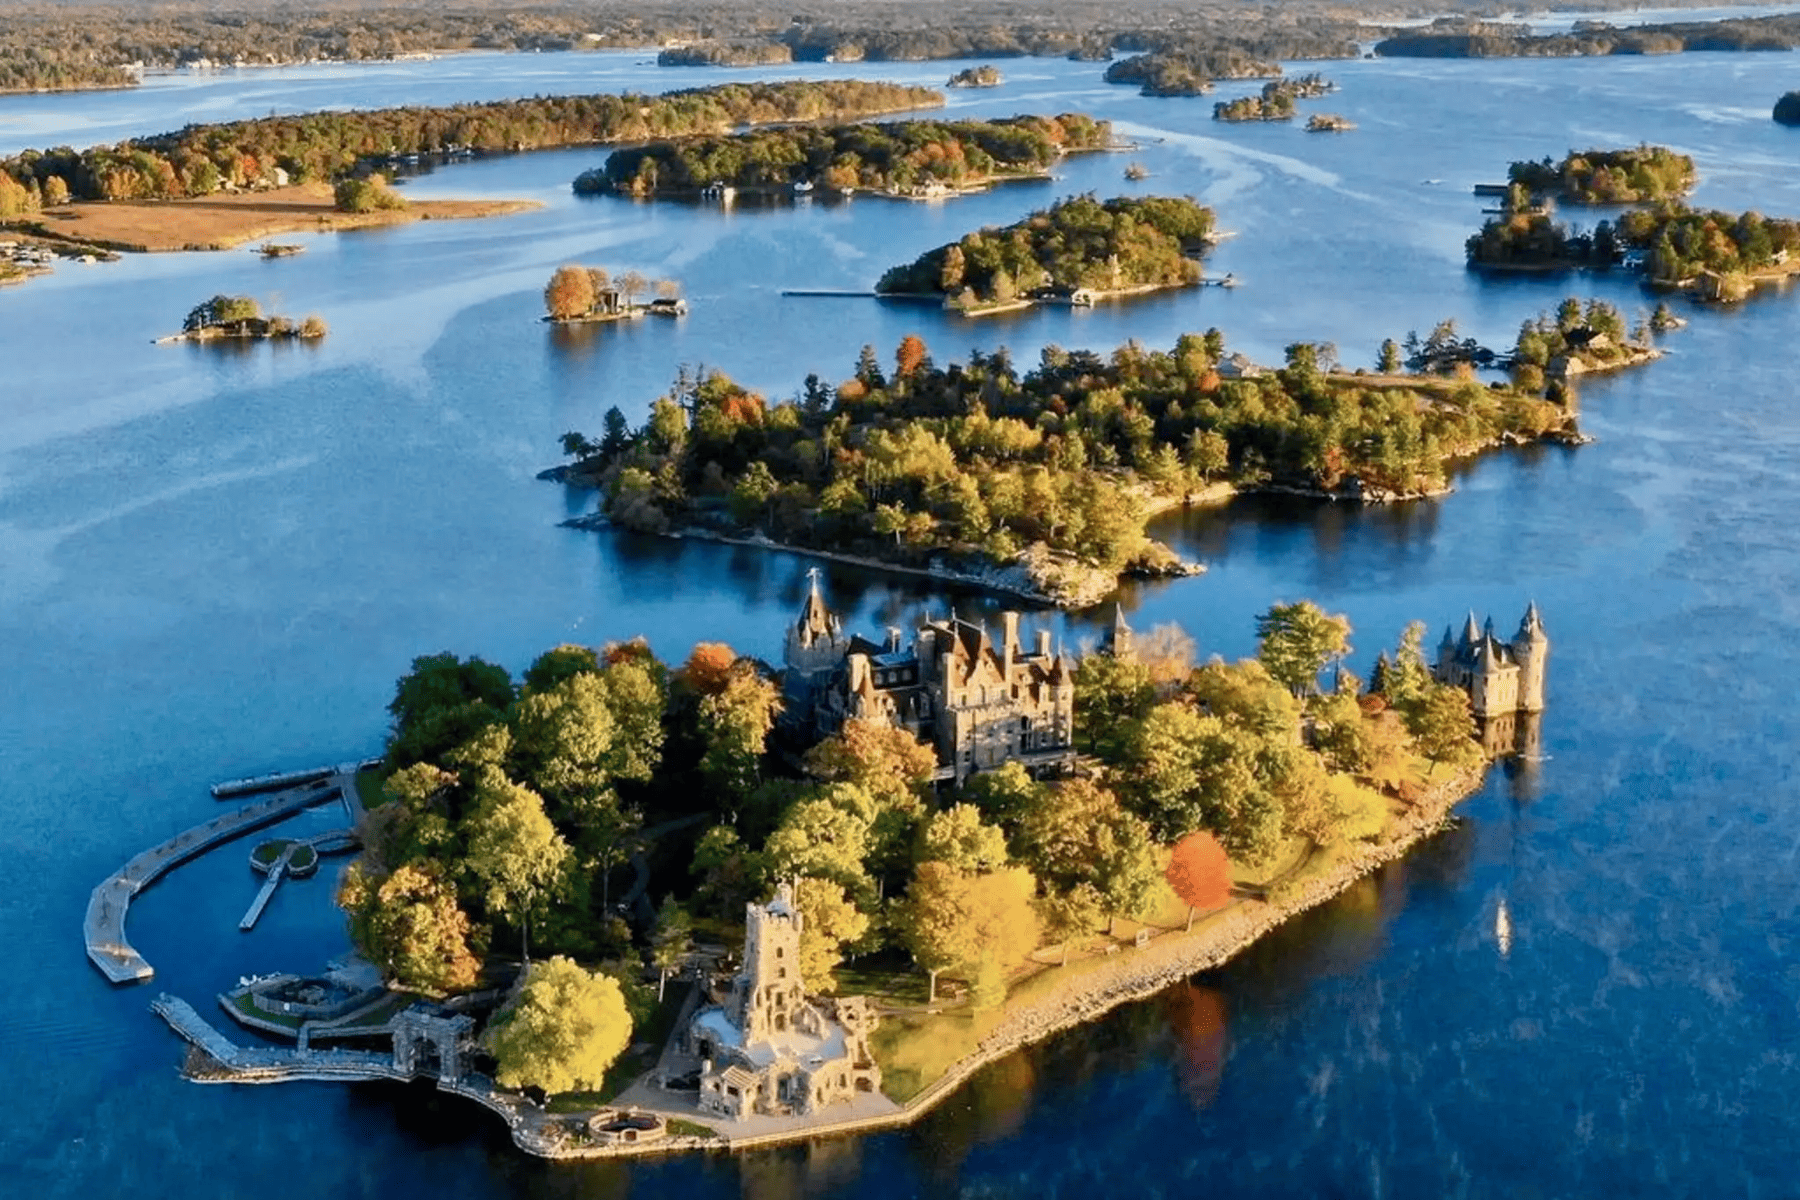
[86,765,365,982]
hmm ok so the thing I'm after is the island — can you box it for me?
[947,65,1003,88]
[146,589,1545,1158]
[1213,75,1334,122]
[543,266,686,323]
[1375,13,1800,60]
[874,193,1213,313]
[1306,113,1356,132]
[0,80,942,251]
[1502,145,1696,206]
[547,296,1645,607]
[1104,50,1282,97]
[161,294,327,342]
[1777,91,1800,126]
[573,114,1111,200]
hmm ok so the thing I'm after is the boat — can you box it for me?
[792,180,815,194]
[1496,899,1513,957]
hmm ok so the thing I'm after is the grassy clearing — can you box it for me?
[667,1118,719,1139]
[227,990,303,1029]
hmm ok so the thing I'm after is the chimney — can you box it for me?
[1036,628,1052,658]
[1002,612,1020,673]
[886,626,903,653]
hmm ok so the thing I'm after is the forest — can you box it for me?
[1102,50,1284,97]
[1467,200,1800,285]
[338,597,1484,1093]
[874,194,1213,306]
[1506,146,1696,205]
[0,80,938,211]
[554,325,1572,608]
[575,114,1106,198]
[1375,13,1800,59]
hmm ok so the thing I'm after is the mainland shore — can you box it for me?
[13,182,538,253]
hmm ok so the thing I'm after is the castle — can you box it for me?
[687,885,881,1122]
[782,572,1077,783]
[1432,603,1548,757]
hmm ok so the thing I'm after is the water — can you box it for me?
[4,44,1800,1198]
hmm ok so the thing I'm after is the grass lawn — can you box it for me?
[667,1118,719,1139]
[354,764,389,810]
[226,990,303,1030]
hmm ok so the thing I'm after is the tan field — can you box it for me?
[26,182,539,252]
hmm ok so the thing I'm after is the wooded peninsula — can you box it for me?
[573,114,1108,199]
[874,194,1213,309]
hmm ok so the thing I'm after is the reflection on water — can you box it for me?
[1163,982,1229,1111]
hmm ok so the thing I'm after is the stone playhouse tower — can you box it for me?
[686,885,881,1122]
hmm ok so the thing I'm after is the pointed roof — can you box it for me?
[1461,611,1481,647]
[1518,601,1546,640]
[797,568,833,637]
[1439,624,1456,649]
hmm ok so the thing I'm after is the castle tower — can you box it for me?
[1102,604,1136,659]
[733,884,806,1041]
[1512,602,1549,713]
[784,569,847,678]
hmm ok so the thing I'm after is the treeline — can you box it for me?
[1376,13,1800,59]
[875,194,1213,306]
[576,113,1106,197]
[1103,51,1284,97]
[1507,145,1696,205]
[1467,202,1800,283]
[558,327,1570,591]
[344,605,1482,1011]
[0,80,939,208]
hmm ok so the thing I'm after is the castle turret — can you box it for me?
[1103,604,1135,659]
[784,569,847,678]
[1512,602,1549,713]
[734,885,806,1041]
[1460,611,1481,650]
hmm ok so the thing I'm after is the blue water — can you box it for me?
[4,44,1800,1198]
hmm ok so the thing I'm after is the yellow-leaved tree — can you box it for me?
[486,956,632,1095]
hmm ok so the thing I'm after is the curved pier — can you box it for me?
[86,771,360,983]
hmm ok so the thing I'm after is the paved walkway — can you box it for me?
[85,778,346,983]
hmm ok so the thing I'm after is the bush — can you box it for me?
[333,175,407,214]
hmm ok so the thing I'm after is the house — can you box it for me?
[782,573,1076,783]
[1215,352,1264,379]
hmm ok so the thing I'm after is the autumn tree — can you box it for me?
[487,956,632,1095]
[1073,652,1155,762]
[680,642,739,696]
[895,333,929,379]
[899,861,1040,1002]
[795,875,870,993]
[618,269,649,306]
[1255,601,1352,696]
[1165,831,1231,930]
[544,264,596,320]
[338,860,484,993]
[1406,683,1480,773]
[917,804,1009,875]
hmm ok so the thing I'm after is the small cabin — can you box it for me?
[648,297,688,317]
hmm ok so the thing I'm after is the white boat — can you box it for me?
[792,180,815,194]
[1496,899,1513,957]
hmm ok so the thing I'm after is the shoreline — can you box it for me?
[510,761,1490,1159]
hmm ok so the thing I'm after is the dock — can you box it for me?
[239,862,285,931]
[87,767,366,983]
[213,757,380,799]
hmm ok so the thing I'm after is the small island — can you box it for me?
[148,591,1542,1157]
[876,193,1213,314]
[543,266,686,323]
[1103,50,1282,97]
[1503,145,1696,206]
[257,242,304,258]
[162,294,326,343]
[947,65,1003,88]
[1306,113,1356,132]
[1776,91,1800,126]
[1214,75,1334,123]
[575,114,1111,200]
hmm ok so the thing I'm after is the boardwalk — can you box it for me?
[86,770,360,983]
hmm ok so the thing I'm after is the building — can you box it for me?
[687,886,881,1122]
[782,572,1076,782]
[1431,604,1548,718]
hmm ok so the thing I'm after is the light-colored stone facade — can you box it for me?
[687,886,881,1122]
[1432,603,1549,718]
[783,573,1076,782]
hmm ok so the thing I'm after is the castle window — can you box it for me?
[775,946,782,958]
[778,967,787,979]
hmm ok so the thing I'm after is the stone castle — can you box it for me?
[1432,603,1549,757]
[687,885,881,1122]
[781,572,1076,782]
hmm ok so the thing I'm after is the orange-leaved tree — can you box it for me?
[544,264,595,320]
[680,642,738,697]
[1165,830,1232,931]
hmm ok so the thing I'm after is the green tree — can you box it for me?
[486,956,632,1095]
[1255,601,1352,696]
[917,804,1009,874]
[338,859,484,993]
[1378,338,1403,374]
[465,773,572,967]
[794,875,870,994]
[1406,683,1480,773]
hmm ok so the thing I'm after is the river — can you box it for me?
[3,42,1800,1199]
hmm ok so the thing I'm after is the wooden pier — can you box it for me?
[86,769,362,983]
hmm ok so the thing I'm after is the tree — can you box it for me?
[1406,683,1480,773]
[899,861,1040,1002]
[1165,831,1231,930]
[1378,338,1403,374]
[1255,601,1352,696]
[764,790,873,897]
[618,269,649,305]
[649,896,693,1001]
[917,804,1009,874]
[1119,702,1285,862]
[386,652,514,768]
[486,956,632,1095]
[544,264,596,320]
[1073,652,1154,762]
[465,773,572,967]
[338,860,484,993]
[680,643,739,696]
[896,333,928,379]
[333,174,406,213]
[794,876,870,994]
[697,666,781,807]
